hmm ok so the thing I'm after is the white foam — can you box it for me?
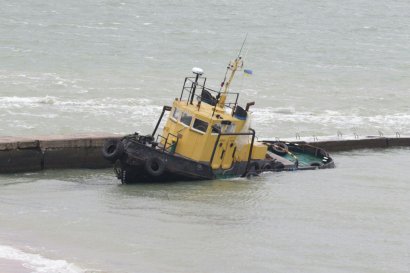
[0,244,85,273]
[251,107,410,128]
[0,96,57,107]
[0,96,157,109]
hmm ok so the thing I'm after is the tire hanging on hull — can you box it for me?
[144,157,166,177]
[102,140,124,162]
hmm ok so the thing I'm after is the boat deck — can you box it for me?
[266,151,295,168]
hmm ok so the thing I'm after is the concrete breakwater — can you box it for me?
[308,137,410,152]
[0,134,409,173]
[0,133,122,173]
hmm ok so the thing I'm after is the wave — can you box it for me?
[0,244,85,273]
[0,96,408,137]
[250,107,410,137]
[251,107,410,127]
[0,96,157,108]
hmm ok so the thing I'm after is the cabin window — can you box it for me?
[192,119,208,133]
[172,108,181,121]
[180,112,193,126]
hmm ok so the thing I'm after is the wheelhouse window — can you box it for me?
[172,108,181,121]
[180,112,193,126]
[192,119,208,133]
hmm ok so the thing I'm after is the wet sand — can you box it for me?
[0,258,31,273]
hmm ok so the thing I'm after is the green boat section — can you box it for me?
[283,152,323,167]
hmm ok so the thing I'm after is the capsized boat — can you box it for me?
[103,56,334,183]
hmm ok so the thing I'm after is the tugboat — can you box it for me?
[103,55,335,183]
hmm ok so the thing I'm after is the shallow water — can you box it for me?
[1,0,410,272]
[1,148,410,273]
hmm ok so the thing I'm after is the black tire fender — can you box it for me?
[246,171,259,179]
[144,157,166,177]
[244,162,260,178]
[248,161,260,172]
[274,161,285,170]
[102,139,124,162]
[270,143,288,156]
[262,162,274,171]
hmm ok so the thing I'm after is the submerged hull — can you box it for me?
[103,134,335,184]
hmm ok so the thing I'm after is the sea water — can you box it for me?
[0,0,409,272]
[1,149,410,273]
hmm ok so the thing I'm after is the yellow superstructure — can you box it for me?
[158,57,267,170]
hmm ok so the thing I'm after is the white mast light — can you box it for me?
[192,67,204,75]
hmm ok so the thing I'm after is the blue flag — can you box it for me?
[244,69,253,75]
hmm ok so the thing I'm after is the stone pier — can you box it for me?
[0,133,122,173]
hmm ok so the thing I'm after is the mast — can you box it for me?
[217,35,247,109]
[217,57,243,108]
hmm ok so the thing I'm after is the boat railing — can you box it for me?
[156,132,179,154]
[209,129,256,176]
[152,106,172,137]
[179,77,240,113]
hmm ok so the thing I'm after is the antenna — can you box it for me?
[237,33,248,58]
[217,35,249,109]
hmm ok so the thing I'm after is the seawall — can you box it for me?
[0,134,409,173]
[0,133,122,173]
[309,137,410,152]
